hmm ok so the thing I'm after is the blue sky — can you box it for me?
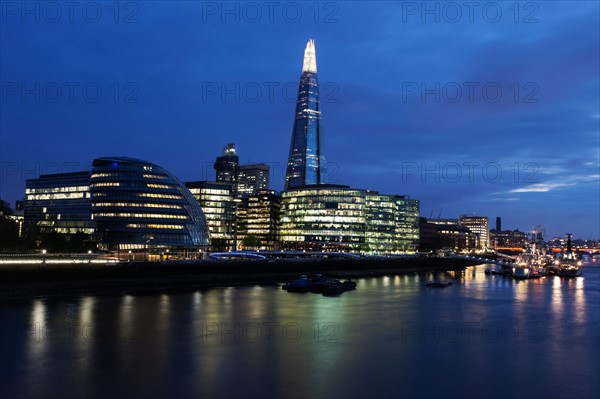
[1,1,598,239]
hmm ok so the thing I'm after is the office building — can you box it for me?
[24,171,94,237]
[459,215,490,250]
[214,143,239,184]
[285,39,326,189]
[280,185,419,254]
[237,163,270,196]
[237,189,281,250]
[186,181,235,250]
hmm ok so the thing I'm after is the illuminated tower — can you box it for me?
[214,143,239,184]
[285,39,326,189]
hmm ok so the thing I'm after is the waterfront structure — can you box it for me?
[90,157,209,255]
[459,215,489,250]
[186,181,235,250]
[24,171,94,237]
[214,143,239,184]
[365,192,420,253]
[490,229,528,249]
[419,218,477,252]
[280,185,419,254]
[237,189,281,250]
[285,39,326,189]
[237,163,270,196]
[436,224,478,251]
[280,185,365,251]
[396,196,420,253]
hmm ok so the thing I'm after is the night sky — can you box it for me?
[1,1,598,239]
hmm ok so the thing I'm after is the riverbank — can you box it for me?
[0,257,480,300]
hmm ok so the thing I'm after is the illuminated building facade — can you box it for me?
[237,190,281,250]
[90,157,209,253]
[24,171,94,236]
[280,185,365,251]
[490,229,528,249]
[436,224,478,251]
[395,197,420,253]
[419,218,477,252]
[280,185,419,253]
[185,181,235,250]
[459,215,490,250]
[237,163,270,196]
[214,143,239,184]
[285,39,326,189]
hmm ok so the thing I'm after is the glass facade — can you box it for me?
[395,197,420,253]
[185,181,234,250]
[281,185,419,254]
[24,172,94,236]
[285,39,326,190]
[91,157,209,251]
[280,185,366,251]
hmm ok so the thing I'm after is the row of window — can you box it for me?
[126,224,185,230]
[95,213,188,219]
[26,193,90,200]
[92,202,183,209]
[26,186,89,194]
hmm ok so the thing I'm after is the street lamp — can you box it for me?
[42,249,47,264]
[88,250,92,263]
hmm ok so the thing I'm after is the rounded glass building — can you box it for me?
[90,157,209,254]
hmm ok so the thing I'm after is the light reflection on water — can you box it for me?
[1,263,598,399]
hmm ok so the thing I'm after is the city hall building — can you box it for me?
[90,157,209,255]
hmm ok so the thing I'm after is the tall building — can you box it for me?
[90,157,209,255]
[214,143,239,184]
[237,163,270,196]
[186,181,235,250]
[459,215,489,250]
[285,39,326,189]
[24,171,94,236]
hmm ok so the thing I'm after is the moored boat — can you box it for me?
[282,275,311,292]
[552,234,583,278]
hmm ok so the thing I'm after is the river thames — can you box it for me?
[1,263,598,399]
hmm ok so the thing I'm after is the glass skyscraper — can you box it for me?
[285,39,326,190]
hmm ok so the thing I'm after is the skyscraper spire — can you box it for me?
[302,39,317,73]
[285,39,326,190]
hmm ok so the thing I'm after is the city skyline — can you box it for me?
[1,2,598,239]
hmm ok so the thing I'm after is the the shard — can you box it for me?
[285,39,326,190]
